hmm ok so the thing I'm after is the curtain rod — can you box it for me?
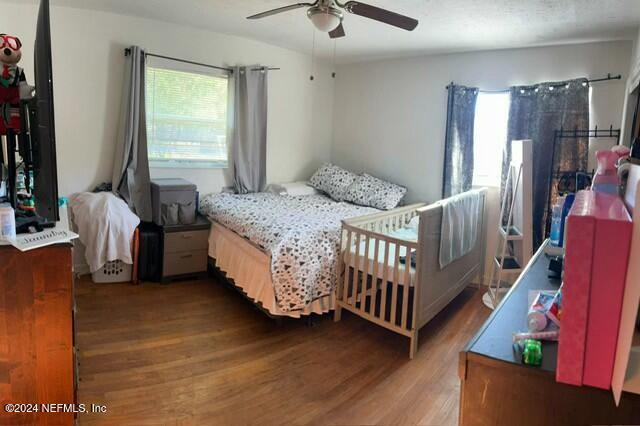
[445,73,622,91]
[123,48,280,72]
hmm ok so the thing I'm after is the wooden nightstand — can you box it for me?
[161,215,210,282]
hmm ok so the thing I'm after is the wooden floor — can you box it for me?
[75,276,489,425]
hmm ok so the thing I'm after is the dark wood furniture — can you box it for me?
[459,242,640,426]
[161,215,210,282]
[0,244,75,426]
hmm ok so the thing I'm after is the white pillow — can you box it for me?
[308,163,357,201]
[343,173,407,210]
[265,181,319,196]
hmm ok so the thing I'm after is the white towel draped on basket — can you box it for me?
[439,190,482,269]
[70,192,140,273]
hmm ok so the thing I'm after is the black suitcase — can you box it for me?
[138,222,162,282]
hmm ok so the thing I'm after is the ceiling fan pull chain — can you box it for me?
[310,27,316,81]
[332,39,337,79]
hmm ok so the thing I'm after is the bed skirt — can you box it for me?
[208,221,335,318]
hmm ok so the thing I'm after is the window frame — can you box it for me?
[145,58,232,170]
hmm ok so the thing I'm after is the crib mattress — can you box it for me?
[344,237,416,286]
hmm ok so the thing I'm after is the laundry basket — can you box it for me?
[91,260,133,283]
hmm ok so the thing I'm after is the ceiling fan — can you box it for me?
[247,0,419,39]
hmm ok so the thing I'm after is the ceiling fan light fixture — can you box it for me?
[307,7,342,32]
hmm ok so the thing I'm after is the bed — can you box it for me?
[336,189,487,358]
[199,192,380,318]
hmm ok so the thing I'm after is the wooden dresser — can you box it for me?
[0,244,75,425]
[459,243,640,426]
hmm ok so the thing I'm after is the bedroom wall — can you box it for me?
[332,40,633,285]
[332,40,632,204]
[1,1,335,197]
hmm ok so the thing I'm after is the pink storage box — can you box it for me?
[556,190,633,388]
[582,191,632,389]
[557,190,597,386]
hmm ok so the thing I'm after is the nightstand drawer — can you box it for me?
[164,230,209,254]
[163,249,208,277]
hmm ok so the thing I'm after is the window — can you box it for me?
[146,64,229,168]
[472,92,510,186]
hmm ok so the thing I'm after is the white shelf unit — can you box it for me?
[483,139,533,310]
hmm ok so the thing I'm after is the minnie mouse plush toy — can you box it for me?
[0,33,35,134]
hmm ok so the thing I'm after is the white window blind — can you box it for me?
[145,64,229,168]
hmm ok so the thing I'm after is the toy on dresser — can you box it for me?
[591,145,630,195]
[0,33,34,134]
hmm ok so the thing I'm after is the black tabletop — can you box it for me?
[466,242,561,373]
[162,214,211,233]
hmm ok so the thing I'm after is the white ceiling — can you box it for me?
[28,0,640,62]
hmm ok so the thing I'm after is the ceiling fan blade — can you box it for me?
[343,1,418,31]
[247,2,316,19]
[329,22,346,39]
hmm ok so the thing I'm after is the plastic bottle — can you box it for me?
[0,205,16,241]
[558,193,575,247]
[549,197,565,247]
[591,149,626,194]
[527,292,554,332]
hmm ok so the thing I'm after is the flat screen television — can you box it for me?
[30,0,59,222]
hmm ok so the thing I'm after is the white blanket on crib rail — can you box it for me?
[439,190,481,269]
[70,192,140,273]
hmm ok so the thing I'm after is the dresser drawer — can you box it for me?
[163,249,208,277]
[164,230,209,254]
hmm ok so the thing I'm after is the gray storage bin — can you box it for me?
[161,202,179,226]
[178,201,196,224]
[150,178,197,226]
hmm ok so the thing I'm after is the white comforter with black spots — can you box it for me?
[199,193,378,312]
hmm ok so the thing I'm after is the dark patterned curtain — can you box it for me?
[442,84,479,198]
[501,78,589,249]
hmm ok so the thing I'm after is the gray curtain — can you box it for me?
[232,66,268,194]
[442,84,479,198]
[501,78,589,249]
[112,45,152,221]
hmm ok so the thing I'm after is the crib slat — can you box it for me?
[390,242,400,326]
[360,234,371,314]
[370,238,380,318]
[336,229,345,298]
[351,231,361,306]
[336,228,350,300]
[380,238,390,321]
[401,244,412,330]
[342,229,352,303]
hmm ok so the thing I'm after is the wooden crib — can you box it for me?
[334,189,487,358]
